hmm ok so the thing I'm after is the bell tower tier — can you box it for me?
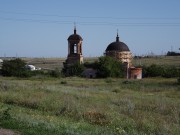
[64,27,83,68]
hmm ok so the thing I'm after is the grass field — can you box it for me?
[133,56,180,66]
[0,77,179,135]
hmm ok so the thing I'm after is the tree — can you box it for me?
[96,56,125,78]
[142,64,179,78]
[167,51,180,56]
[63,62,85,76]
[1,58,30,77]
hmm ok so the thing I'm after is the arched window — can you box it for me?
[74,44,77,53]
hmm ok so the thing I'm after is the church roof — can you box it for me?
[106,33,130,52]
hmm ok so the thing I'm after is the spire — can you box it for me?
[74,22,77,34]
[116,29,119,42]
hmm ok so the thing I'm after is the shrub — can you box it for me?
[60,80,67,84]
[0,106,11,120]
[30,70,46,76]
[96,56,125,78]
[49,68,62,78]
[1,58,30,77]
[162,66,178,78]
[146,64,164,77]
[142,64,179,78]
[167,51,180,56]
[63,62,85,76]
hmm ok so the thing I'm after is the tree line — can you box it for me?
[0,58,180,84]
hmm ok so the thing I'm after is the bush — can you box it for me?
[49,68,62,78]
[142,64,179,78]
[1,58,31,77]
[63,62,85,76]
[96,56,125,78]
[0,106,11,120]
[162,66,178,78]
[167,51,180,56]
[146,64,164,77]
[60,80,67,84]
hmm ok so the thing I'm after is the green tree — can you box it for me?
[142,64,179,78]
[63,62,85,76]
[1,58,30,77]
[145,64,164,77]
[96,56,125,78]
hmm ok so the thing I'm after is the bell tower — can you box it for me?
[63,26,83,70]
[68,26,83,58]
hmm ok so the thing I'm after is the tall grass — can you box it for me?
[0,77,179,135]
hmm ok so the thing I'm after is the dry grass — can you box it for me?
[133,56,180,66]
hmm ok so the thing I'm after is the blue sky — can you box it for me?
[0,0,180,57]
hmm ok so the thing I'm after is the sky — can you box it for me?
[0,0,180,57]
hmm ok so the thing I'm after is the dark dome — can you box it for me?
[106,41,130,52]
[106,34,130,52]
[68,34,83,41]
[68,28,83,41]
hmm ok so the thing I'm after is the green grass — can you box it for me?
[0,77,179,135]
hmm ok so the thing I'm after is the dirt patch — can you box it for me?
[0,128,20,135]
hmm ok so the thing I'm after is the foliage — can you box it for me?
[143,64,164,77]
[1,59,63,78]
[1,58,30,77]
[84,56,125,78]
[142,64,179,78]
[60,80,67,84]
[167,51,180,56]
[0,105,11,120]
[162,66,179,78]
[63,62,85,76]
[49,68,62,78]
[95,56,125,78]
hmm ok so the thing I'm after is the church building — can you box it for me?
[63,27,142,79]
[105,32,132,67]
[105,32,142,79]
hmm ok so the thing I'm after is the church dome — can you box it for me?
[68,28,83,41]
[106,34,130,52]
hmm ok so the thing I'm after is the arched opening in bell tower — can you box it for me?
[74,44,77,54]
